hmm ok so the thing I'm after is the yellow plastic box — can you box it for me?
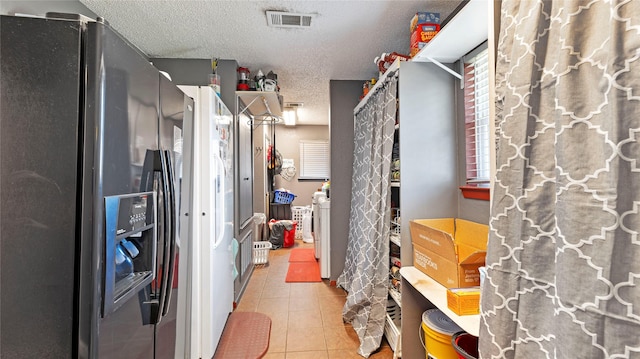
[446,287,481,315]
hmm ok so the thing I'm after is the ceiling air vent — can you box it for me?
[266,11,314,28]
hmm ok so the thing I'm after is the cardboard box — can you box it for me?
[410,12,441,32]
[447,287,481,315]
[410,24,440,57]
[410,218,488,288]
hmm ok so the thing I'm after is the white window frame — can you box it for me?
[463,45,490,184]
[298,140,329,180]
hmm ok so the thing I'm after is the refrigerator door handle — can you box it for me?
[161,150,177,316]
[213,152,225,249]
[154,149,172,324]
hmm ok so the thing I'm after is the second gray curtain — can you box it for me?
[480,1,640,358]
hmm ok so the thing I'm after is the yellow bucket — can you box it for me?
[422,309,463,359]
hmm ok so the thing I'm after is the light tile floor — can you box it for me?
[235,239,395,359]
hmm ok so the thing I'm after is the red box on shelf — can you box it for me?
[410,23,440,57]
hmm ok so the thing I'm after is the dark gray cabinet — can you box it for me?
[236,111,254,229]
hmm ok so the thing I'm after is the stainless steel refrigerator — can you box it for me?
[0,13,193,359]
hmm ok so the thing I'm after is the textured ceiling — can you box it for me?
[79,0,464,125]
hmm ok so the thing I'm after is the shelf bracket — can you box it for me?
[248,116,282,127]
[424,56,463,81]
[238,95,260,117]
[237,95,282,127]
[261,97,272,117]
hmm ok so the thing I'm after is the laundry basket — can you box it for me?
[253,241,272,265]
[273,190,296,204]
[291,206,312,241]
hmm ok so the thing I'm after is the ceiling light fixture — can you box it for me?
[283,102,303,126]
[283,109,297,126]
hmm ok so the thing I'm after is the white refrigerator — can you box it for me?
[176,86,235,359]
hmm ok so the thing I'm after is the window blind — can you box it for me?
[299,140,329,179]
[464,48,490,182]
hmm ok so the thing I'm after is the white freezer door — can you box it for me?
[199,88,234,359]
[176,86,234,359]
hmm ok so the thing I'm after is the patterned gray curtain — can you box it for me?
[480,1,640,358]
[337,73,397,357]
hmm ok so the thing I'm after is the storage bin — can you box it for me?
[253,213,267,241]
[283,221,297,248]
[451,332,479,359]
[268,220,297,249]
[273,190,296,204]
[446,287,480,316]
[384,299,402,353]
[270,203,292,221]
[421,309,462,359]
[292,206,312,241]
[253,241,272,265]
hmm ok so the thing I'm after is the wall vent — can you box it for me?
[266,11,314,28]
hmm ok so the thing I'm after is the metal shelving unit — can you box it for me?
[389,287,402,308]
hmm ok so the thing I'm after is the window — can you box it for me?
[461,45,490,200]
[299,140,329,180]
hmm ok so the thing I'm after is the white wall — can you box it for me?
[329,80,363,281]
[272,125,329,207]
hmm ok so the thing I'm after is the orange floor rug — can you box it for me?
[285,261,322,282]
[288,248,316,262]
